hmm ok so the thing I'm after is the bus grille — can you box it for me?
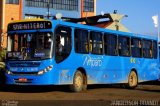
[9,62,41,67]
[11,72,38,75]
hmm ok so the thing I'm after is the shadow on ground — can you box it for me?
[0,85,71,93]
[0,80,159,93]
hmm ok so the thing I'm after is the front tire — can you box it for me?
[127,71,138,89]
[70,71,84,92]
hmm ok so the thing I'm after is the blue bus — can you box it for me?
[5,19,160,92]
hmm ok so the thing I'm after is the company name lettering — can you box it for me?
[83,56,102,67]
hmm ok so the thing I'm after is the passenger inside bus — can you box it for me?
[44,33,52,49]
[58,40,63,53]
[148,43,152,58]
[55,35,64,62]
[138,41,142,48]
[85,42,91,53]
[13,34,18,52]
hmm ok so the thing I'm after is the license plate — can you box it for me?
[18,78,27,82]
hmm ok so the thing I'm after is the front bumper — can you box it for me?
[5,71,59,85]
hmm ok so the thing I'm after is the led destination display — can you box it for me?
[8,21,52,31]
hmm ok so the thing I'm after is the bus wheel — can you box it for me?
[70,71,83,92]
[127,71,138,89]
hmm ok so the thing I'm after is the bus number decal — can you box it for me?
[83,55,102,67]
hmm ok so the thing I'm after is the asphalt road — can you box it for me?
[0,83,159,106]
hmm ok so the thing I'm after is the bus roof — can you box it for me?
[52,19,157,40]
[7,19,157,41]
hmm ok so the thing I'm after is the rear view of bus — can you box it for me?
[6,19,56,85]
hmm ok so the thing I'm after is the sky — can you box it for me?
[96,0,160,36]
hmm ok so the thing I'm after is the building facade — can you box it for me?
[23,0,96,19]
[0,0,96,49]
[0,0,23,48]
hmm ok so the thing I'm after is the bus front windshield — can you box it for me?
[7,32,53,60]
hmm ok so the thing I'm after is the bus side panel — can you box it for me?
[137,58,159,82]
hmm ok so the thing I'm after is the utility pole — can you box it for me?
[47,1,50,19]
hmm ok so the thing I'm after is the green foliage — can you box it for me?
[0,49,6,68]
[0,49,6,61]
[0,62,5,68]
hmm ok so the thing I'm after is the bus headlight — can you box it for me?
[38,65,53,75]
[38,70,44,75]
[6,70,12,75]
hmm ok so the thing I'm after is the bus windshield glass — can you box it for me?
[7,32,53,60]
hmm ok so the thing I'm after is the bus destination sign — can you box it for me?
[8,21,52,31]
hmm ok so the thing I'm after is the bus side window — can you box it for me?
[75,29,89,54]
[118,36,130,56]
[142,40,152,58]
[131,38,142,58]
[90,31,103,55]
[55,26,72,63]
[153,41,157,59]
[104,33,117,56]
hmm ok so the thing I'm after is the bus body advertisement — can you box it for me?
[5,19,160,92]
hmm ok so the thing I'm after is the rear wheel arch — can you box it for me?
[77,67,87,79]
